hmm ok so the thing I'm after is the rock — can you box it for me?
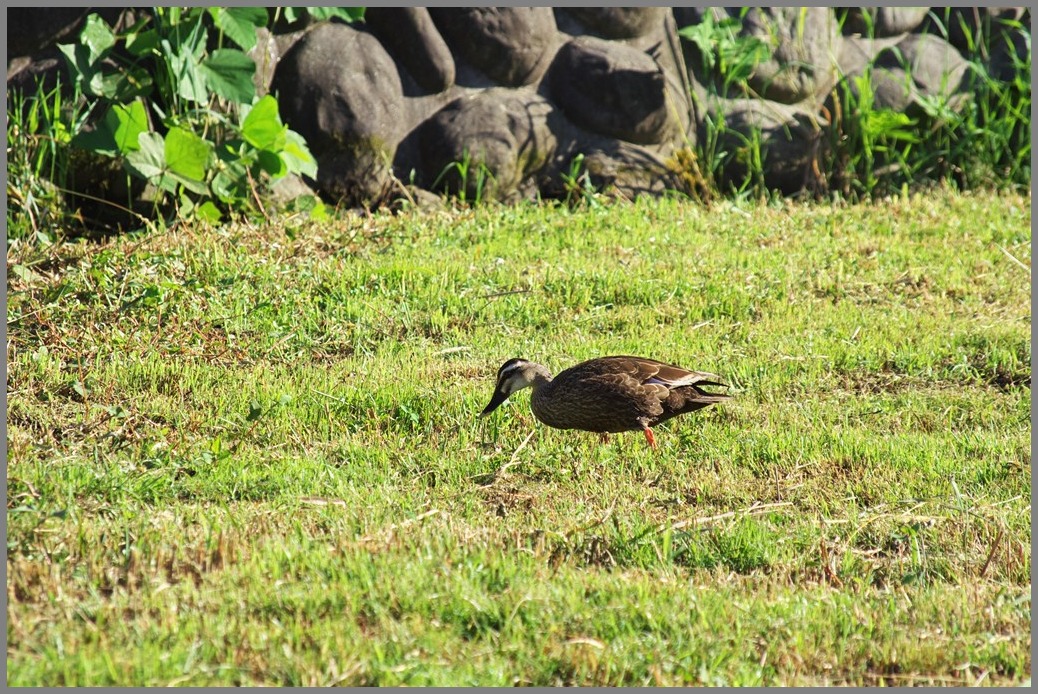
[741,7,840,104]
[268,173,316,205]
[835,35,907,82]
[840,8,930,37]
[429,8,557,87]
[574,141,675,199]
[560,9,697,143]
[7,52,64,95]
[869,33,972,114]
[272,22,405,205]
[548,36,676,145]
[249,28,279,97]
[561,8,668,39]
[703,96,827,195]
[364,7,455,93]
[416,88,559,202]
[388,185,446,213]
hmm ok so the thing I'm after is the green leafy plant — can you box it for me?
[279,7,366,24]
[54,8,329,225]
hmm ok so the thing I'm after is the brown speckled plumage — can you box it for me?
[480,355,731,449]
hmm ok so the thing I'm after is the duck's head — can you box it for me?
[479,358,549,417]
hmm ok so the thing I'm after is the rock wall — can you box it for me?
[270,7,698,205]
[8,7,1029,207]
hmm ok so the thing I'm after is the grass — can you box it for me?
[6,191,1032,686]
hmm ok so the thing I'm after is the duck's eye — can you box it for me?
[498,364,524,383]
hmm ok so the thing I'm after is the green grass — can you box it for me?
[6,191,1031,686]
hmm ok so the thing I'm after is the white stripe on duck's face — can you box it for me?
[500,369,533,394]
[481,359,533,417]
[497,359,533,394]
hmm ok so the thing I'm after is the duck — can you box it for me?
[479,355,731,450]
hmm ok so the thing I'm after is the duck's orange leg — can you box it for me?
[642,426,657,451]
[598,432,611,444]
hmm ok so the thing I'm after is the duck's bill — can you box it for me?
[479,388,510,417]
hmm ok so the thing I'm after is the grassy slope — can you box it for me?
[6,191,1031,685]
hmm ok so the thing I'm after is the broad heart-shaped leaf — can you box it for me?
[208,7,268,51]
[80,13,116,62]
[71,121,118,157]
[193,200,223,223]
[111,101,149,153]
[124,131,168,183]
[99,66,154,102]
[199,49,256,104]
[71,101,149,156]
[125,25,159,57]
[241,95,286,150]
[256,149,287,178]
[211,159,250,204]
[305,7,365,22]
[165,127,213,183]
[57,42,105,97]
[282,129,318,178]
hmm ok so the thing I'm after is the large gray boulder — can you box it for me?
[741,7,840,104]
[701,94,828,195]
[10,6,1012,210]
[272,22,405,205]
[428,7,557,87]
[838,33,973,115]
[840,8,930,37]
[548,36,677,146]
[364,7,455,94]
[563,7,669,39]
[416,89,559,202]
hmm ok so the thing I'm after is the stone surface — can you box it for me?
[416,88,559,202]
[841,8,930,37]
[429,7,557,87]
[575,141,676,199]
[249,28,279,97]
[987,23,1031,82]
[8,7,1002,208]
[271,22,405,204]
[920,7,1030,83]
[741,7,840,104]
[834,35,907,82]
[364,7,455,93]
[562,7,668,39]
[548,36,676,145]
[703,95,828,194]
[869,33,972,114]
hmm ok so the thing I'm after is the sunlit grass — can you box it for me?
[6,190,1031,685]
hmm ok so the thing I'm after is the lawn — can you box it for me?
[6,190,1031,685]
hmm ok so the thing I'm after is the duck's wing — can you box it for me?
[594,355,729,390]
